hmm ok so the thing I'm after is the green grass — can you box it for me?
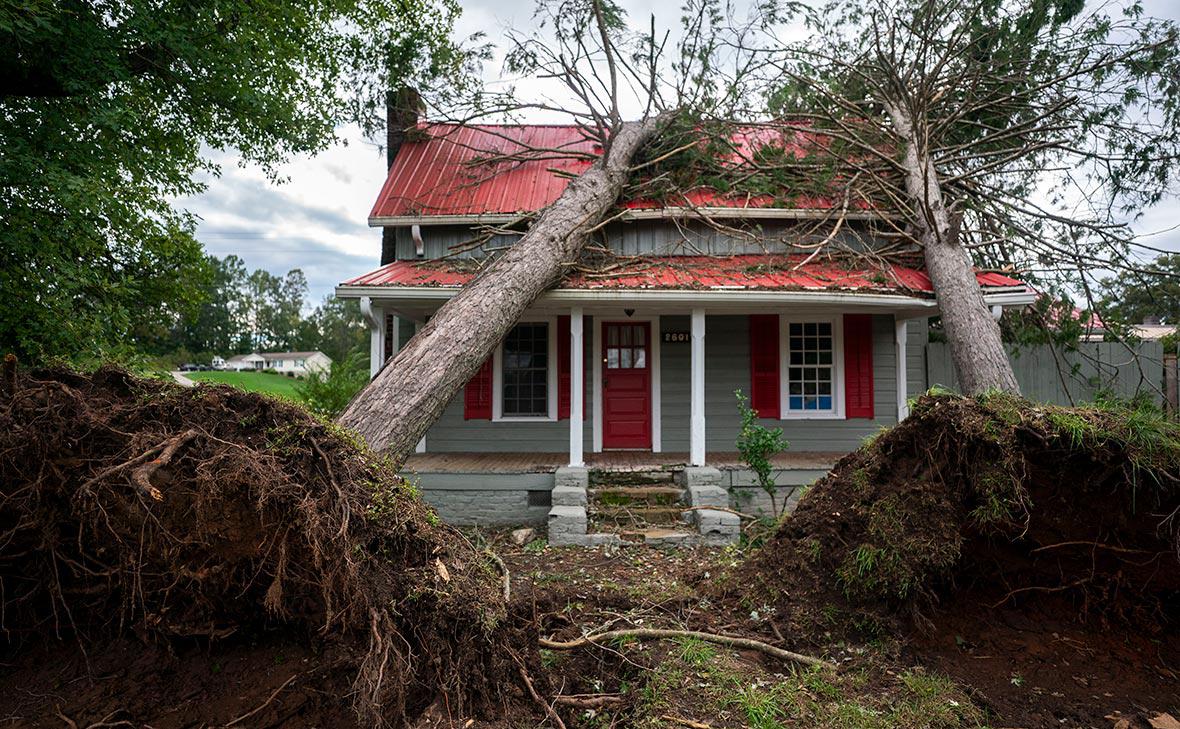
[186,370,303,399]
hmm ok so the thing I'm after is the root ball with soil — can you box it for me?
[0,365,525,726]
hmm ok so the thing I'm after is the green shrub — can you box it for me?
[735,389,790,516]
[296,350,369,417]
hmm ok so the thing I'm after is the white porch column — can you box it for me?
[895,317,909,421]
[360,296,385,380]
[690,308,706,466]
[569,307,585,467]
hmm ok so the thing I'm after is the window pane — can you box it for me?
[635,327,645,345]
[608,327,618,345]
[607,349,619,369]
[620,348,632,368]
[635,349,646,368]
[786,321,835,413]
[502,323,548,416]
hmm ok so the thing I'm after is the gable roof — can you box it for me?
[259,351,326,359]
[341,255,1027,298]
[370,123,862,226]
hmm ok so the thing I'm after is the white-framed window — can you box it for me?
[780,316,844,419]
[494,316,558,421]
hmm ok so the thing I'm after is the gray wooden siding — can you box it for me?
[393,220,883,261]
[424,318,596,453]
[423,313,928,454]
[660,314,924,453]
[926,340,1166,406]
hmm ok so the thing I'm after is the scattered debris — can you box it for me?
[511,527,537,545]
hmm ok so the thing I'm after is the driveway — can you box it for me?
[170,371,196,388]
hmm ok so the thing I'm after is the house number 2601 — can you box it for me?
[662,332,690,343]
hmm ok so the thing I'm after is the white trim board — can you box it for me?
[335,284,1037,315]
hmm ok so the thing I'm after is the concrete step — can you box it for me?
[615,527,696,546]
[590,485,684,507]
[590,504,688,526]
[588,470,677,487]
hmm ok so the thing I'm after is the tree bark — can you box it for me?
[886,101,1020,396]
[339,114,670,461]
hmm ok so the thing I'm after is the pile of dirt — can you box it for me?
[0,365,527,726]
[720,392,1180,724]
[727,391,1180,636]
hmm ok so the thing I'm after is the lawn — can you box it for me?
[185,370,304,399]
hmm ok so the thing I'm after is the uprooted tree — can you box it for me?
[340,0,716,459]
[726,0,1180,395]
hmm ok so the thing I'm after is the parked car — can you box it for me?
[179,363,200,372]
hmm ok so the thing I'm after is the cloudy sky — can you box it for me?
[178,0,1180,305]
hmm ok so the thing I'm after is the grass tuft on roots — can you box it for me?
[721,391,1180,637]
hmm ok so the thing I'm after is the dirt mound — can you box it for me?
[0,365,524,726]
[728,392,1180,635]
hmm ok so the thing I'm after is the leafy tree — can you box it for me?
[298,297,369,364]
[0,0,472,361]
[731,0,1180,394]
[172,255,250,355]
[1098,254,1180,326]
[297,351,370,418]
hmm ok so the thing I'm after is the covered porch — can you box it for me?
[336,254,1042,468]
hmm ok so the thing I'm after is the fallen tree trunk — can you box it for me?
[887,102,1020,396]
[339,114,671,460]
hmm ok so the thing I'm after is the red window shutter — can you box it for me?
[843,314,874,419]
[558,315,571,419]
[749,314,780,419]
[464,358,493,420]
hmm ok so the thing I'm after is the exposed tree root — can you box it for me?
[514,656,567,729]
[224,673,299,727]
[539,628,834,670]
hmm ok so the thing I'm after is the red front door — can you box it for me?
[602,322,652,449]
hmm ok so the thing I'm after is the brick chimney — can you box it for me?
[381,87,424,266]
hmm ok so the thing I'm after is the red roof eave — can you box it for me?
[340,255,1028,296]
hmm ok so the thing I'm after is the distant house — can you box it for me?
[226,353,266,371]
[226,351,331,376]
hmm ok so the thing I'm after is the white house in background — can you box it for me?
[226,351,331,376]
[211,355,227,370]
[226,353,266,371]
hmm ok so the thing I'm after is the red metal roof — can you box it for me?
[342,255,1027,296]
[370,123,852,220]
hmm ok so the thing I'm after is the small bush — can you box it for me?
[735,390,790,516]
[296,350,369,417]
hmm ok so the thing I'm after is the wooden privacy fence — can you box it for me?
[926,342,1178,411]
